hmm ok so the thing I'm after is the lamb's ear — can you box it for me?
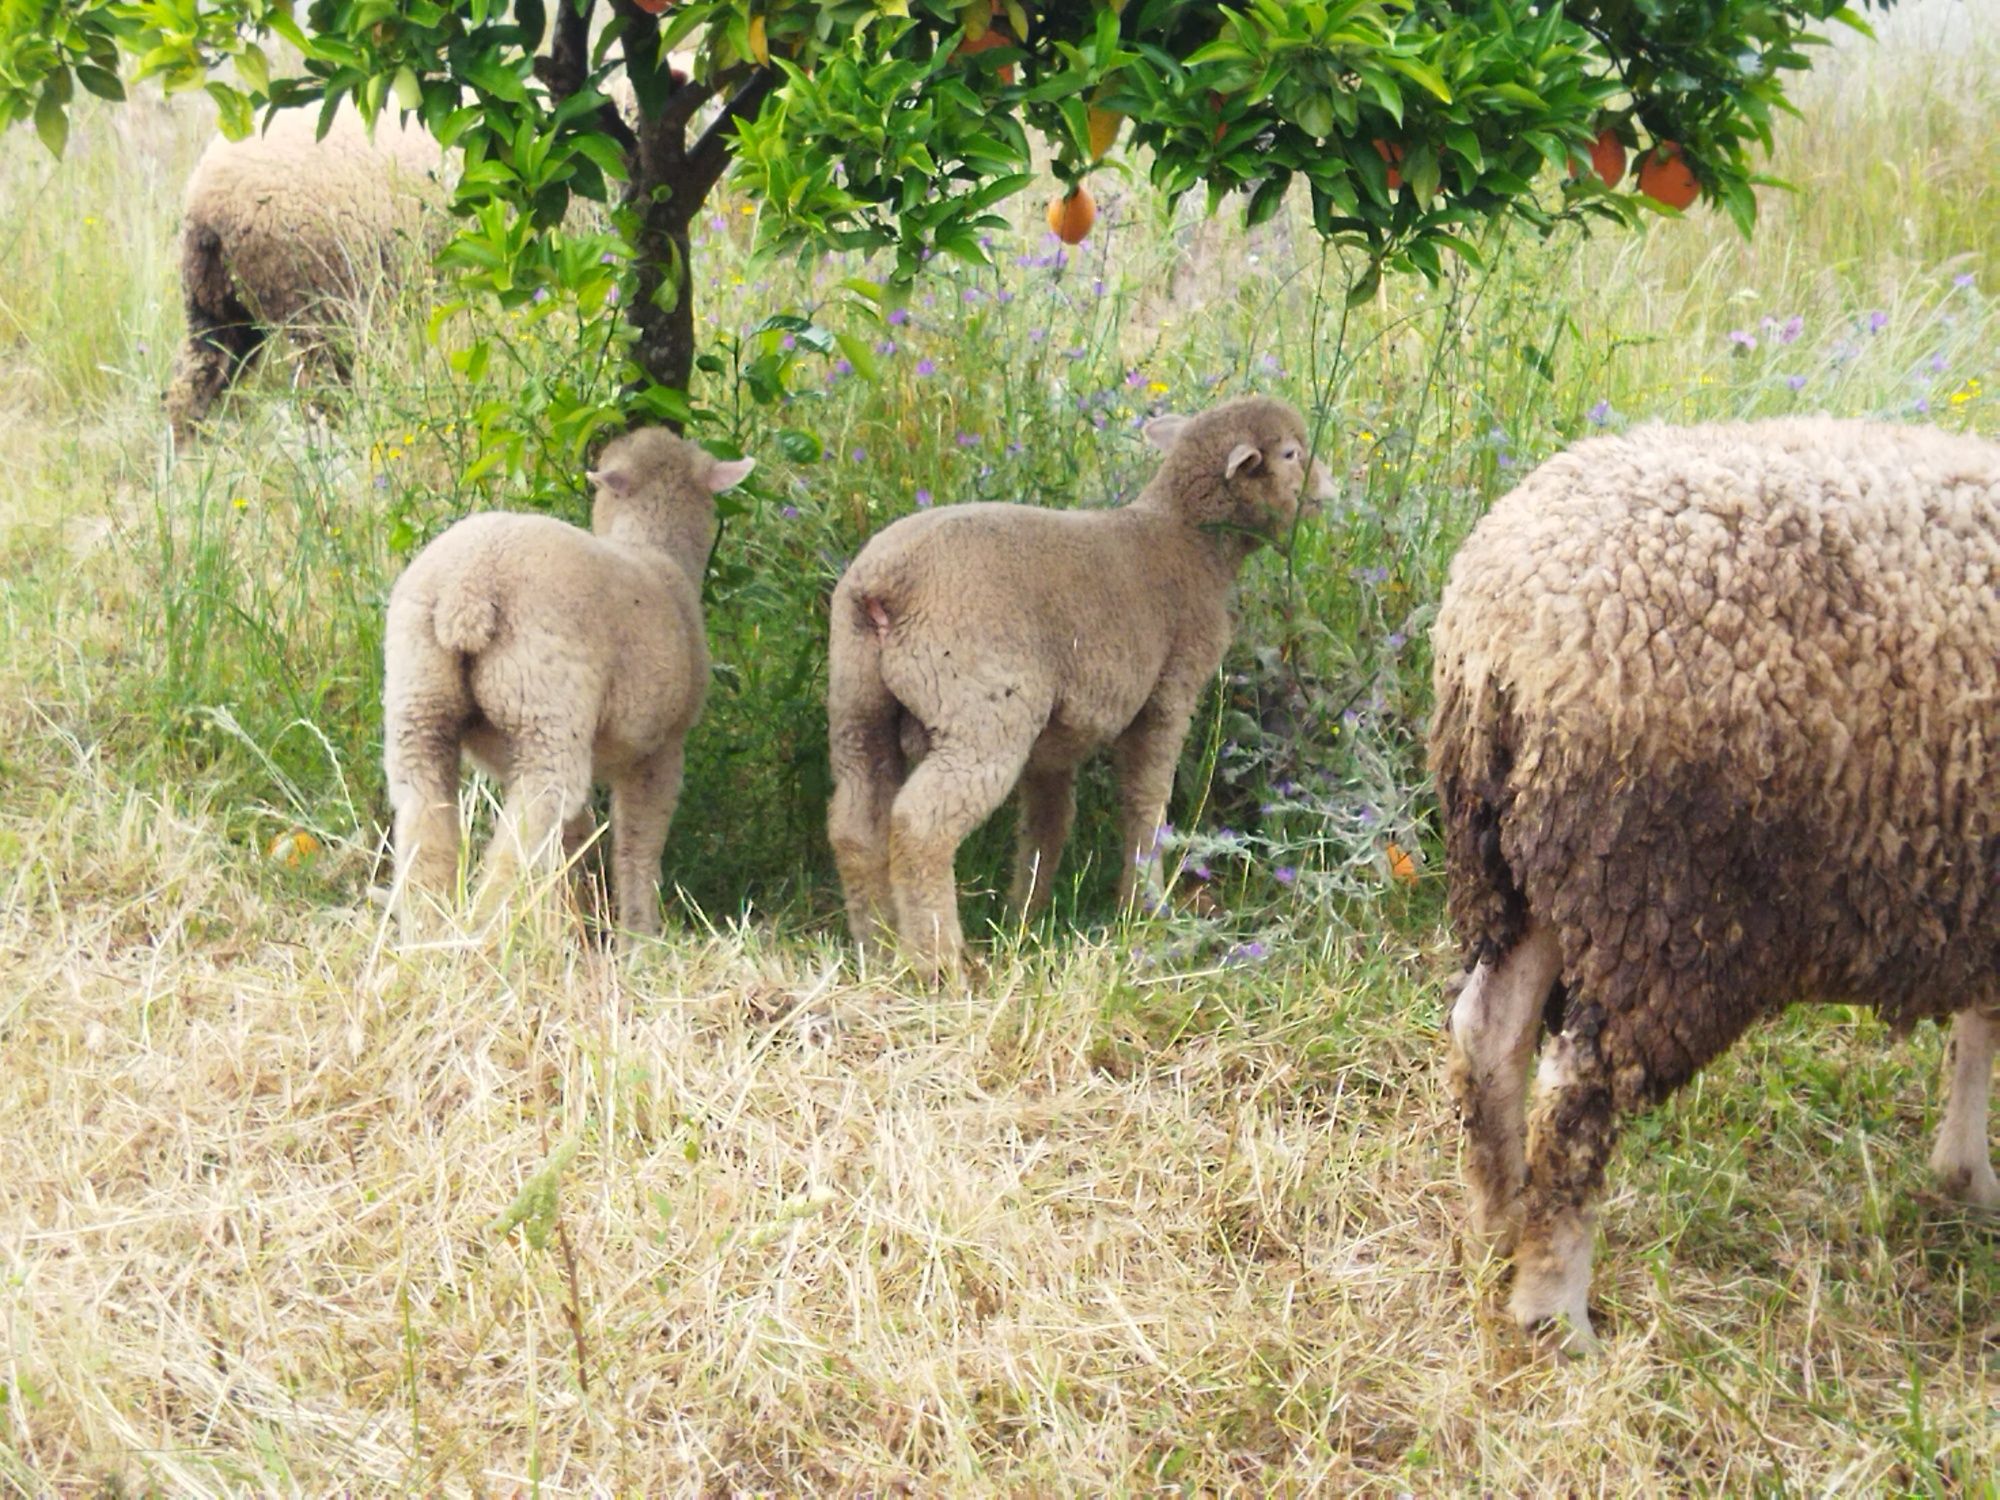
[1224,442,1265,480]
[586,466,634,496]
[706,455,756,493]
[1143,414,1189,451]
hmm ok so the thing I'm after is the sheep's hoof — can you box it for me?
[1931,1157,2000,1211]
[1521,1310,1599,1360]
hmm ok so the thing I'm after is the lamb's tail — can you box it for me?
[432,571,501,655]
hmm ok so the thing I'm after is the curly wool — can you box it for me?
[1431,416,2000,1110]
[167,108,443,435]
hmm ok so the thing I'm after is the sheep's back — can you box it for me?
[1431,418,2000,1065]
[184,108,443,323]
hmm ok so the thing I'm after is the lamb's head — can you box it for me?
[1139,395,1335,553]
[587,427,755,574]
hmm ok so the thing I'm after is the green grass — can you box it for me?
[1,2,1997,1492]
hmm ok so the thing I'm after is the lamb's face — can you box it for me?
[1146,396,1332,545]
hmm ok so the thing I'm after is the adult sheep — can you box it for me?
[1430,416,2000,1350]
[166,107,444,440]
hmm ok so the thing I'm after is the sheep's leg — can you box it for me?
[1008,763,1077,919]
[1929,1008,1999,1209]
[472,735,593,929]
[1512,1027,1617,1351]
[827,637,906,960]
[888,740,1033,982]
[609,743,684,943]
[1447,923,1563,1251]
[1109,707,1193,913]
[384,723,463,938]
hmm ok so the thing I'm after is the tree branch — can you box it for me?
[532,0,638,154]
[688,70,775,198]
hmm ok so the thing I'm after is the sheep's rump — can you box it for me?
[1431,418,2000,1104]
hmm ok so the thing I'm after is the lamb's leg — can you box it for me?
[1512,1026,1617,1352]
[609,743,684,943]
[472,733,593,930]
[384,721,463,938]
[888,738,1034,982]
[827,635,906,960]
[1109,704,1195,912]
[1929,1008,1999,1209]
[1447,923,1563,1250]
[1008,763,1077,919]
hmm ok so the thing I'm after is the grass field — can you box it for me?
[2,1,1997,1492]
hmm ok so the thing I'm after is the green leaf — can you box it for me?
[32,81,68,159]
[833,330,880,383]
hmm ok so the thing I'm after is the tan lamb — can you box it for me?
[827,394,1335,978]
[382,428,753,939]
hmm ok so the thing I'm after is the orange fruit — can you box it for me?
[1385,841,1418,885]
[1568,127,1627,187]
[267,829,322,868]
[1046,184,1095,244]
[1372,138,1404,191]
[954,26,1015,85]
[1086,104,1122,160]
[1636,141,1698,209]
[633,0,672,12]
[1590,128,1627,188]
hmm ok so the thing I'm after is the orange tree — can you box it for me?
[2,0,1891,466]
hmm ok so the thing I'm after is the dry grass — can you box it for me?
[2,759,1995,1492]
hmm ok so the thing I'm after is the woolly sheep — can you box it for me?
[383,428,754,939]
[167,107,444,439]
[827,394,1336,978]
[1429,416,2000,1350]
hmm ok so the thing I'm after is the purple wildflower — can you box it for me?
[1259,353,1282,374]
[531,286,550,304]
[1953,273,1975,289]
[1587,399,1613,426]
[1386,631,1407,650]
[1786,374,1806,392]
[962,288,982,304]
[851,446,867,463]
[956,431,980,448]
[1192,862,1212,880]
[1223,941,1268,967]
[875,338,897,356]
[1915,397,1930,414]
[1777,315,1804,345]
[915,488,933,508]
[1930,352,1948,373]
[1028,328,1046,344]
[888,308,909,326]
[997,289,1015,304]
[1063,346,1088,360]
[781,505,800,519]
[605,284,620,306]
[1274,866,1297,886]
[781,333,797,351]
[1091,278,1106,297]
[828,357,853,381]
[1866,310,1889,334]
[1727,328,1757,351]
[915,357,937,377]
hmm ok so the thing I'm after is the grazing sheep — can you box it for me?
[827,394,1335,978]
[1430,416,2000,1349]
[383,429,754,939]
[167,107,444,439]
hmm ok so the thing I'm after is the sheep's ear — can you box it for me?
[706,456,756,493]
[1143,414,1189,451]
[586,466,634,496]
[1225,442,1265,480]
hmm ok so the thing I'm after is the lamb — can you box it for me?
[826,394,1336,978]
[382,428,753,939]
[166,106,444,439]
[1429,415,2000,1350]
